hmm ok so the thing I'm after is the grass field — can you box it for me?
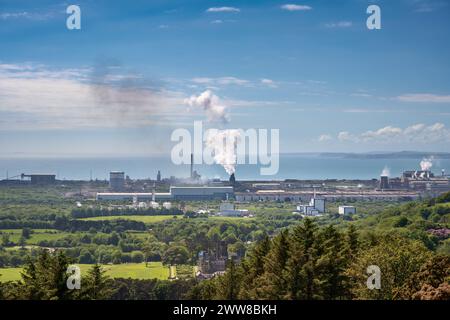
[0,262,173,282]
[80,215,179,223]
[0,229,71,244]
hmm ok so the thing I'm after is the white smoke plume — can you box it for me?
[381,166,390,177]
[420,157,433,171]
[206,129,241,175]
[184,90,229,123]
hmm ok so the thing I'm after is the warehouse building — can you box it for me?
[96,186,234,201]
[339,206,356,215]
[21,174,56,185]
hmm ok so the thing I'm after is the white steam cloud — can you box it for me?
[206,129,241,175]
[184,90,229,123]
[381,166,390,177]
[420,157,433,171]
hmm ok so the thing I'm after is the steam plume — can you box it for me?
[206,129,241,175]
[381,166,390,177]
[420,157,433,171]
[184,90,229,123]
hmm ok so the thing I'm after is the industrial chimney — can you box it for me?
[190,153,194,179]
[229,173,236,186]
[380,175,389,190]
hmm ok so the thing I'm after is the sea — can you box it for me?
[1,154,449,181]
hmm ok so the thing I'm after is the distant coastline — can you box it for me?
[284,151,450,159]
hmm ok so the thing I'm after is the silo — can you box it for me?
[380,175,389,190]
[109,171,125,191]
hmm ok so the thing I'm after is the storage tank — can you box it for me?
[109,171,125,191]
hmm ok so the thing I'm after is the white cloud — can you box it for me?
[325,21,353,28]
[206,7,240,13]
[0,63,185,130]
[191,76,251,87]
[211,19,223,24]
[318,134,332,142]
[0,11,53,20]
[281,4,312,11]
[396,93,450,103]
[322,123,450,144]
[260,78,278,88]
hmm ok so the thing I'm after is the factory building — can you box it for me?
[109,171,125,191]
[339,206,356,215]
[170,186,233,200]
[401,170,450,192]
[216,202,249,217]
[235,190,420,202]
[296,196,326,216]
[96,186,234,201]
[20,174,56,185]
[97,192,172,201]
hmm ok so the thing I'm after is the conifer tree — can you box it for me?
[239,234,271,299]
[285,219,320,300]
[258,229,290,299]
[316,225,348,300]
[81,264,113,300]
[215,259,242,300]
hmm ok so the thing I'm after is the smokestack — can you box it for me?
[229,173,236,186]
[190,153,194,179]
[380,175,389,190]
[152,182,156,202]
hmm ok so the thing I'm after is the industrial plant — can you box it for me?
[1,158,449,206]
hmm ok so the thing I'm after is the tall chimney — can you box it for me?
[190,153,194,179]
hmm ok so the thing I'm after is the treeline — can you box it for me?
[71,207,184,219]
[54,216,146,232]
[0,250,193,300]
[188,219,450,300]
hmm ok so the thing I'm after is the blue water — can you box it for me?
[0,155,449,181]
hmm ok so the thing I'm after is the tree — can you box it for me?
[396,255,450,300]
[18,250,75,300]
[215,259,242,300]
[315,225,348,300]
[258,229,290,299]
[285,219,321,300]
[81,264,113,300]
[239,234,271,299]
[21,228,32,240]
[79,250,95,264]
[347,235,431,300]
[1,234,10,247]
[19,236,27,248]
[162,245,190,265]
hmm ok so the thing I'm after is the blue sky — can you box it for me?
[1,0,450,156]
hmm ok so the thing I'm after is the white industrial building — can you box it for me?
[96,186,234,201]
[338,206,356,215]
[296,196,326,217]
[216,202,249,217]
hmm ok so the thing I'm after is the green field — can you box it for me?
[80,215,179,223]
[0,262,173,282]
[0,229,72,244]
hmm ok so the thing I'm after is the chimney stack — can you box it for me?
[190,153,194,179]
